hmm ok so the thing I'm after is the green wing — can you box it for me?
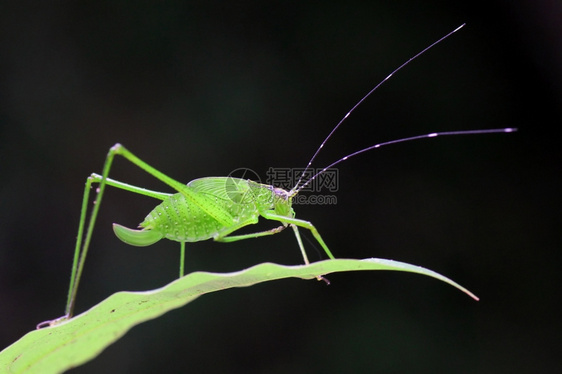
[167,177,242,227]
[188,177,255,205]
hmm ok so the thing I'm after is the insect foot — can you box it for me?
[36,314,70,329]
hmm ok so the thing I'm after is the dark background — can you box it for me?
[1,1,560,373]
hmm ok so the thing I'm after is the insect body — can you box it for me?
[39,23,515,328]
[57,157,335,326]
[112,175,333,268]
[114,177,290,246]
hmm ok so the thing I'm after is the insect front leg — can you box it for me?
[260,212,335,261]
[257,212,335,283]
[289,224,331,284]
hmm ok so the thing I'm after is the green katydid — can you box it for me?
[38,24,515,328]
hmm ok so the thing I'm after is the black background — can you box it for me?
[1,1,560,373]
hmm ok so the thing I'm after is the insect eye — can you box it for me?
[273,188,289,200]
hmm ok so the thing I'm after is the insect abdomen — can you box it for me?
[141,193,225,242]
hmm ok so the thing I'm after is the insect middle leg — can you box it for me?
[218,223,315,266]
[216,223,326,281]
[215,225,288,244]
[217,212,335,281]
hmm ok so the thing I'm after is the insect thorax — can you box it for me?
[247,180,294,218]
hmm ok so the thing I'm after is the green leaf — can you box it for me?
[0,258,477,374]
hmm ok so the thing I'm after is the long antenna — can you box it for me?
[291,128,516,195]
[292,23,466,193]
